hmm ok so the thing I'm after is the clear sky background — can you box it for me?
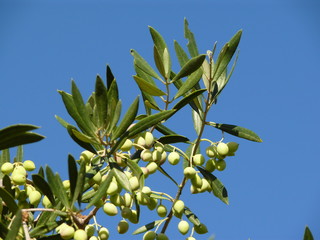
[1,1,320,240]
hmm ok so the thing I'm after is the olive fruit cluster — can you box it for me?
[56,223,110,240]
[1,160,36,186]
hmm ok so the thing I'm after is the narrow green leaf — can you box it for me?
[55,115,69,128]
[0,222,8,239]
[0,124,38,136]
[155,123,177,136]
[184,207,201,226]
[209,122,263,142]
[110,163,132,193]
[174,40,189,67]
[134,75,166,96]
[68,154,78,204]
[32,174,55,205]
[71,80,96,136]
[106,65,115,89]
[131,49,162,81]
[171,54,206,83]
[75,161,86,206]
[212,30,242,82]
[2,175,14,196]
[66,125,97,153]
[197,166,229,205]
[29,221,62,238]
[144,100,161,111]
[112,96,139,141]
[95,75,108,128]
[158,166,178,186]
[71,129,99,144]
[157,135,189,144]
[174,68,203,99]
[153,46,166,78]
[107,100,122,134]
[149,193,171,201]
[46,166,70,208]
[132,220,163,235]
[85,170,114,209]
[192,110,202,136]
[5,210,22,240]
[304,226,314,240]
[14,145,23,163]
[173,89,206,112]
[106,79,119,130]
[0,188,18,214]
[184,18,199,57]
[126,110,175,138]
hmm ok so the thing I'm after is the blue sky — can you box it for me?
[1,1,320,240]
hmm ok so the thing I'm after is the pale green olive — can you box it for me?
[168,152,180,165]
[73,229,87,240]
[23,160,36,171]
[103,202,118,216]
[117,220,129,234]
[216,142,229,156]
[178,220,190,235]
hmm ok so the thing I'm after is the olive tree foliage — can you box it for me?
[0,19,268,240]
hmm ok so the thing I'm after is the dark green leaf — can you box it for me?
[131,49,162,81]
[46,166,70,208]
[174,68,203,99]
[5,209,22,240]
[68,154,78,204]
[209,122,263,142]
[144,100,161,111]
[0,188,18,214]
[110,163,132,193]
[85,170,114,209]
[66,125,97,153]
[304,226,314,240]
[174,40,189,67]
[184,207,201,226]
[171,54,206,83]
[155,123,177,136]
[29,221,61,238]
[158,166,178,186]
[95,75,108,128]
[111,96,139,141]
[126,110,175,138]
[0,222,8,239]
[107,100,122,134]
[74,160,86,206]
[212,30,242,82]
[173,89,206,112]
[132,220,163,235]
[184,18,199,57]
[2,175,14,196]
[134,76,166,96]
[157,135,189,144]
[153,46,166,78]
[71,129,99,144]
[71,80,96,136]
[0,124,44,151]
[197,166,229,205]
[32,174,55,205]
[106,65,115,89]
[106,79,119,130]
[14,145,23,163]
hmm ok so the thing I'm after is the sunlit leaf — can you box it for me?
[107,100,122,134]
[184,18,199,57]
[174,40,189,67]
[304,226,314,240]
[131,49,162,81]
[111,96,139,141]
[86,170,114,209]
[171,54,206,83]
[66,125,97,153]
[209,122,263,142]
[134,75,166,96]
[174,68,203,99]
[132,220,163,235]
[184,207,201,226]
[29,221,62,238]
[155,123,177,136]
[192,110,202,136]
[153,46,166,78]
[110,162,132,193]
[197,166,229,205]
[14,145,23,163]
[106,65,115,89]
[173,89,206,112]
